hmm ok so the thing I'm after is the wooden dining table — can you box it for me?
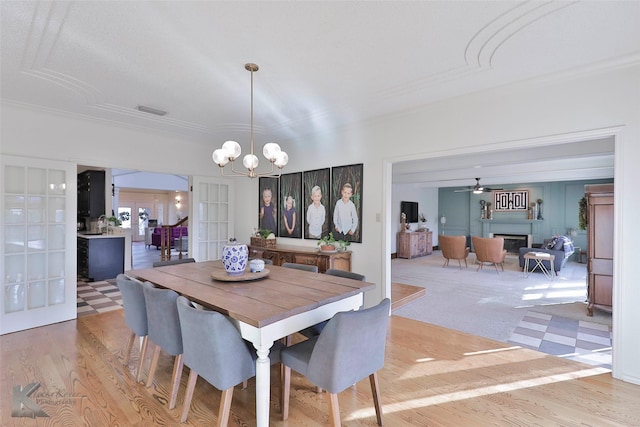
[126,260,375,427]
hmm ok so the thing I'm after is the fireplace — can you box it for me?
[490,233,532,254]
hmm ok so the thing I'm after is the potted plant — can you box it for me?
[336,239,351,251]
[108,215,122,227]
[317,232,337,251]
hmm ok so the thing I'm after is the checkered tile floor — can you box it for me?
[508,311,612,370]
[77,278,123,317]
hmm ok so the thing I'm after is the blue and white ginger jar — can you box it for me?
[222,242,248,275]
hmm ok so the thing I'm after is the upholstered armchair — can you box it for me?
[472,236,507,273]
[439,235,470,269]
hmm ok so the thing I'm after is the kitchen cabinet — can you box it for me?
[248,244,351,273]
[77,170,105,218]
[397,231,433,259]
[586,184,614,316]
[78,235,125,281]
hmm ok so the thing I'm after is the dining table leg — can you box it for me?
[255,346,272,427]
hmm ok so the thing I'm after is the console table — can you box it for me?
[248,243,351,273]
[397,230,433,259]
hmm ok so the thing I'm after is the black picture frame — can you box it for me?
[258,176,279,235]
[278,172,302,238]
[331,163,363,243]
[303,168,331,239]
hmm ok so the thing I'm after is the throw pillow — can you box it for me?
[553,237,565,251]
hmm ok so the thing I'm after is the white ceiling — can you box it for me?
[2,1,638,185]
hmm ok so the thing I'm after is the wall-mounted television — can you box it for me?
[400,201,419,223]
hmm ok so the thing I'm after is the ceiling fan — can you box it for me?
[454,178,503,194]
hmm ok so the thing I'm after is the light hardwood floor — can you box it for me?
[2,309,638,426]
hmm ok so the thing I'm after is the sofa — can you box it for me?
[151,226,188,249]
[518,235,574,272]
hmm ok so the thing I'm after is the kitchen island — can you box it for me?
[78,231,130,281]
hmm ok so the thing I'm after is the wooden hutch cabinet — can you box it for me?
[585,184,614,316]
[397,230,433,259]
[248,244,351,273]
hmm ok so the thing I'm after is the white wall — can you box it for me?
[391,185,439,253]
[2,63,639,384]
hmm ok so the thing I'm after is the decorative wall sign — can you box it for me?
[493,190,529,211]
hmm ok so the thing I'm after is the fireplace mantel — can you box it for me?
[479,218,543,243]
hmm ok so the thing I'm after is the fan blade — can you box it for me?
[453,188,474,192]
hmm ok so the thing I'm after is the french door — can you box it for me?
[117,202,152,242]
[189,176,234,261]
[1,156,77,334]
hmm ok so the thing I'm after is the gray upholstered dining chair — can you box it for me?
[116,274,149,382]
[142,282,184,410]
[281,298,391,426]
[176,296,283,424]
[299,269,366,339]
[281,262,318,273]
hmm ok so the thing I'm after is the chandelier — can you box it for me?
[212,63,288,178]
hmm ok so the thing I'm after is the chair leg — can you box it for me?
[180,369,199,422]
[135,335,149,382]
[124,332,136,365]
[442,258,449,268]
[168,354,184,409]
[369,372,383,426]
[493,263,500,274]
[476,262,483,272]
[328,392,341,427]
[464,258,468,268]
[457,259,462,270]
[218,387,234,427]
[282,366,291,420]
[146,344,161,387]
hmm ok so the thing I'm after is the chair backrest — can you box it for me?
[176,296,257,390]
[324,268,365,281]
[152,258,196,267]
[116,274,148,337]
[439,235,469,259]
[142,282,183,356]
[281,262,318,273]
[306,298,391,393]
[472,236,505,263]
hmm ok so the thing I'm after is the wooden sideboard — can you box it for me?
[397,231,433,259]
[248,244,351,273]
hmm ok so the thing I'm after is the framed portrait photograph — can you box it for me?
[303,168,331,239]
[278,172,302,238]
[331,163,363,243]
[258,176,279,235]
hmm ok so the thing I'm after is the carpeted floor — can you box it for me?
[392,251,612,370]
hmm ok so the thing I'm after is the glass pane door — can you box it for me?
[190,176,234,261]
[1,156,77,334]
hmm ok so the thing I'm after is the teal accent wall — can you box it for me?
[438,179,613,252]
